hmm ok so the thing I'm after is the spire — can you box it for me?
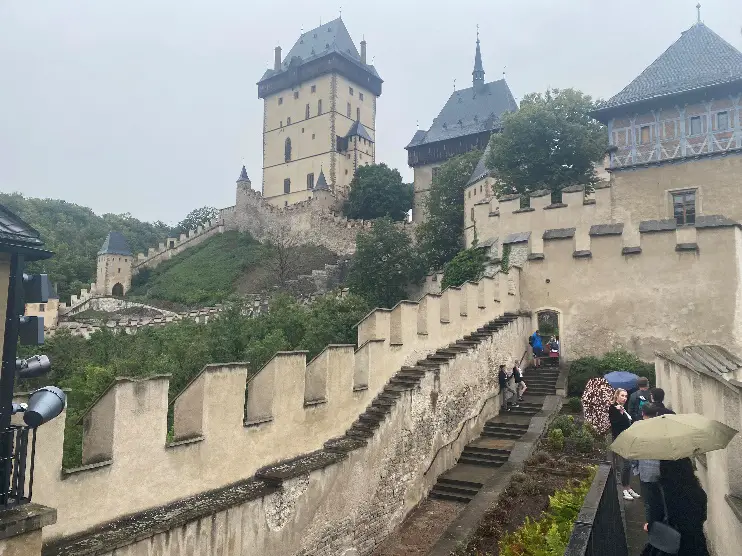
[237,165,250,182]
[696,3,701,24]
[315,167,329,190]
[472,25,485,88]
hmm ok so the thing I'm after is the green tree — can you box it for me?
[441,247,486,290]
[173,206,219,235]
[347,217,424,308]
[487,88,607,200]
[343,163,413,221]
[416,150,482,271]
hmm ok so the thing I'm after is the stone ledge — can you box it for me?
[622,246,642,255]
[527,253,545,261]
[573,250,592,259]
[529,189,550,198]
[0,504,56,542]
[589,223,623,236]
[255,450,347,486]
[640,219,676,233]
[513,207,535,214]
[562,185,585,193]
[544,203,567,210]
[675,243,699,252]
[583,199,597,205]
[243,416,273,428]
[543,228,576,240]
[62,460,113,478]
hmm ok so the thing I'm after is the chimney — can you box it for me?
[360,40,367,64]
[274,46,282,71]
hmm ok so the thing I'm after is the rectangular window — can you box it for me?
[470,208,475,222]
[672,190,696,226]
[280,120,283,128]
[311,85,316,93]
[356,107,360,121]
[468,190,471,199]
[307,173,315,189]
[287,116,291,125]
[284,178,291,194]
[39,304,45,312]
[690,116,702,135]
[318,99,322,115]
[347,102,351,118]
[640,125,651,145]
[718,111,730,131]
[293,91,299,99]
[359,92,364,101]
[305,104,310,119]
[349,86,354,95]
[278,97,283,105]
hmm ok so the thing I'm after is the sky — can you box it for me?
[1,1,741,225]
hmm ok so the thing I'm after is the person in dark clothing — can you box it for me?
[646,458,709,556]
[649,388,676,415]
[498,365,516,411]
[628,376,651,421]
[609,388,640,500]
[513,362,527,401]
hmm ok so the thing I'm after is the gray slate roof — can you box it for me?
[0,204,51,260]
[98,232,133,256]
[503,231,530,245]
[599,22,742,111]
[259,18,380,82]
[658,345,742,378]
[467,142,492,186]
[407,79,518,148]
[315,169,329,190]
[346,121,374,142]
[237,165,250,182]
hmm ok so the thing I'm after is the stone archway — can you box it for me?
[535,307,564,361]
[112,283,124,297]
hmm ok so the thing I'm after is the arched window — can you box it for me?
[305,104,310,119]
[285,138,292,162]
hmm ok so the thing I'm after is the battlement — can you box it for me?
[28,271,519,539]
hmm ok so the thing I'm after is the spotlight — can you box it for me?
[23,387,66,428]
[16,355,51,379]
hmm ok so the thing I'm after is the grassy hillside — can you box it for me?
[0,192,171,301]
[129,231,340,306]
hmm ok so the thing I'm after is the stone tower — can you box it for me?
[95,231,133,296]
[257,17,383,207]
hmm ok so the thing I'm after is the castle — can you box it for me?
[4,11,742,556]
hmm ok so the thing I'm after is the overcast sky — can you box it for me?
[2,1,741,225]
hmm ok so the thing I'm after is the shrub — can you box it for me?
[441,247,486,290]
[531,451,553,465]
[550,415,577,437]
[568,349,656,397]
[548,428,565,451]
[565,397,582,413]
[572,429,595,454]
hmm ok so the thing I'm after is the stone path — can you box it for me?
[624,475,649,555]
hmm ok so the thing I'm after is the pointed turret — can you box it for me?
[237,165,250,183]
[315,168,329,190]
[98,231,132,256]
[472,31,485,89]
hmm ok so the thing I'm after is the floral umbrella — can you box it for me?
[581,377,615,435]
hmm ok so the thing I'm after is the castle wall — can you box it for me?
[411,162,440,223]
[95,254,131,296]
[42,311,530,556]
[655,352,742,556]
[27,272,519,540]
[519,225,742,360]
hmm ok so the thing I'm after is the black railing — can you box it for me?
[0,424,37,509]
[564,462,628,556]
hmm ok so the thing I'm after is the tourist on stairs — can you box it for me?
[529,330,543,368]
[609,388,641,501]
[513,361,527,401]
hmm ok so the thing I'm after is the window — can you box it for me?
[640,125,651,144]
[278,97,283,105]
[285,138,292,162]
[345,169,348,175]
[118,268,121,273]
[284,178,291,194]
[169,240,175,248]
[293,91,299,99]
[346,102,351,118]
[312,133,315,139]
[356,107,360,121]
[468,190,471,199]
[672,190,696,226]
[690,116,702,136]
[280,120,283,128]
[318,99,322,115]
[307,173,315,189]
[480,185,483,193]
[311,85,316,93]
[349,86,354,95]
[718,111,730,131]
[302,128,305,133]
[359,92,364,101]
[287,117,291,125]
[470,208,475,222]
[305,104,310,119]
[39,304,45,312]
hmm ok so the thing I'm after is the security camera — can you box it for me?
[16,355,51,379]
[23,386,66,428]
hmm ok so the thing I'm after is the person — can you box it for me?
[609,387,641,501]
[637,404,665,528]
[513,361,527,401]
[551,336,560,354]
[646,458,709,556]
[649,387,676,415]
[529,331,543,367]
[629,376,651,422]
[499,364,516,411]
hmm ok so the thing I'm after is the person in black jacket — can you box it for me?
[609,388,641,501]
[650,388,676,415]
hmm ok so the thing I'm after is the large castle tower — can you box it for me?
[95,231,133,296]
[257,18,383,207]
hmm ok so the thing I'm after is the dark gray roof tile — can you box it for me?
[529,189,550,198]
[98,232,133,256]
[543,228,575,240]
[695,214,738,228]
[590,223,624,236]
[562,185,585,193]
[503,231,530,245]
[466,143,492,186]
[639,219,676,233]
[498,193,521,202]
[346,121,374,142]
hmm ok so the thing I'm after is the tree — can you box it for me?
[263,222,300,289]
[347,217,424,308]
[416,150,482,271]
[487,88,607,199]
[174,206,219,235]
[343,163,413,221]
[441,248,486,290]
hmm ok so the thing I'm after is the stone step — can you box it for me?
[509,408,540,417]
[485,421,529,431]
[432,482,480,497]
[461,447,510,460]
[429,489,473,503]
[458,454,507,467]
[482,429,525,440]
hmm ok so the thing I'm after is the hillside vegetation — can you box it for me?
[0,193,171,302]
[129,231,340,306]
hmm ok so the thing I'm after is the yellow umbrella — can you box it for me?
[609,413,738,460]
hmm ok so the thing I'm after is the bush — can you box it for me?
[441,248,486,290]
[572,429,595,454]
[568,349,656,397]
[550,415,577,437]
[565,397,582,413]
[548,428,565,451]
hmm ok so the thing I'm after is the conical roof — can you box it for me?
[237,165,250,182]
[315,169,329,190]
[472,37,485,87]
[598,22,742,112]
[98,232,132,256]
[345,120,374,142]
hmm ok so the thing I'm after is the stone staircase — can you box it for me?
[428,366,560,503]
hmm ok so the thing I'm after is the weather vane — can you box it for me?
[453,78,456,91]
[697,3,701,23]
[340,5,343,18]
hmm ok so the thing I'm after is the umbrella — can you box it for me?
[609,413,738,460]
[581,377,615,435]
[603,371,639,391]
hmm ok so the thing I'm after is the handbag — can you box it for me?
[648,485,681,554]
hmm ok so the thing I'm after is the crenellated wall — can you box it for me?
[26,272,520,541]
[518,221,742,360]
